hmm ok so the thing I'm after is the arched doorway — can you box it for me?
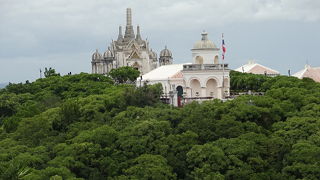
[214,55,219,64]
[176,86,183,97]
[190,79,201,97]
[206,78,218,98]
[176,86,183,107]
[195,56,204,64]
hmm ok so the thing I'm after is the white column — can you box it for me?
[201,87,206,98]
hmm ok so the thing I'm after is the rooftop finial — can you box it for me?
[201,31,208,41]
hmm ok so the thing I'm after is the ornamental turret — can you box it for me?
[103,47,114,61]
[159,46,173,66]
[92,49,102,61]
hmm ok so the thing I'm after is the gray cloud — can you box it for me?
[0,0,320,82]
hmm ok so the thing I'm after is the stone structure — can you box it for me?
[138,32,230,106]
[92,8,172,75]
[159,46,173,66]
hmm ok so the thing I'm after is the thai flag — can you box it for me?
[222,34,226,60]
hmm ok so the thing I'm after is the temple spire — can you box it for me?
[136,25,142,42]
[117,26,123,41]
[124,8,135,41]
[126,8,132,26]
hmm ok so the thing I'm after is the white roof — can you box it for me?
[235,61,279,75]
[293,65,320,82]
[140,64,184,81]
[293,68,307,79]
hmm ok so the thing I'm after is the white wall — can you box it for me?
[192,49,220,64]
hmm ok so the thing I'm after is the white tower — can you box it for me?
[191,31,220,64]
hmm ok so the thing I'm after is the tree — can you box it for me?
[122,154,176,180]
[1,68,320,179]
[109,66,140,84]
[272,116,320,146]
[117,120,171,158]
[124,83,163,107]
[52,100,81,132]
[44,67,60,78]
[186,143,227,179]
[283,140,320,179]
[15,108,59,146]
[0,93,20,119]
[164,131,198,179]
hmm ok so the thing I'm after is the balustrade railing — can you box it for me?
[183,64,228,71]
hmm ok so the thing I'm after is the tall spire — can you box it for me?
[126,8,132,26]
[117,26,123,42]
[136,25,142,41]
[124,8,135,41]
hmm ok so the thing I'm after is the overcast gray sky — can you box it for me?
[1,0,320,83]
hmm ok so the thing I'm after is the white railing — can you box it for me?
[183,64,229,71]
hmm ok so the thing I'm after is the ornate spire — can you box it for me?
[126,8,132,26]
[136,25,142,41]
[124,8,135,41]
[117,26,123,42]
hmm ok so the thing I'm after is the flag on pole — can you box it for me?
[222,33,226,60]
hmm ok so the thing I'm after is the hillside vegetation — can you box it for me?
[0,71,320,179]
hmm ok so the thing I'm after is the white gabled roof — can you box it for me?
[293,68,307,79]
[235,60,279,75]
[140,64,185,81]
[293,65,320,82]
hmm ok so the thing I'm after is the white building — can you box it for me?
[138,32,230,106]
[235,60,279,77]
[293,65,320,82]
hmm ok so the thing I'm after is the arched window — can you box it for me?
[206,78,218,98]
[190,79,201,97]
[195,56,204,64]
[214,55,219,64]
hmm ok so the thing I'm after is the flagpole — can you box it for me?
[222,33,225,98]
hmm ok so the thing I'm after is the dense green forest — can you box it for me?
[1,69,320,179]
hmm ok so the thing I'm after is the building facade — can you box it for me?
[92,8,172,75]
[138,32,230,106]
